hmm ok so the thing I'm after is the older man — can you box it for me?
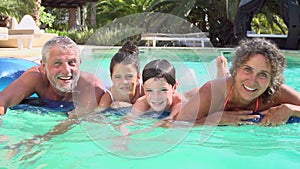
[0,36,105,115]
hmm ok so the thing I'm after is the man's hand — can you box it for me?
[0,106,6,115]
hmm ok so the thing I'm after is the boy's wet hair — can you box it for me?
[110,51,140,75]
[142,59,176,86]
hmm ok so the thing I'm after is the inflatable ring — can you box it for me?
[0,57,39,91]
[0,58,76,113]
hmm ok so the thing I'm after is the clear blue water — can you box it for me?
[1,49,300,169]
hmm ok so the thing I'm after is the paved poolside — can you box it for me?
[0,47,42,62]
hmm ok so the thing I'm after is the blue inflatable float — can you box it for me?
[0,57,39,91]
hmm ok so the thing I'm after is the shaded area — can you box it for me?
[234,0,267,41]
[41,0,98,8]
[234,0,300,50]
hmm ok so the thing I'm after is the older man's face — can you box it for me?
[44,46,81,93]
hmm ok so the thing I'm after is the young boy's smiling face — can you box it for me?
[144,77,175,112]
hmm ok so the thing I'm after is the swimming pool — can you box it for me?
[1,48,300,169]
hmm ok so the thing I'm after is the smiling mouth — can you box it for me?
[120,86,130,90]
[243,84,257,92]
[58,76,72,81]
[151,101,164,105]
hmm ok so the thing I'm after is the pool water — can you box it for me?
[1,49,300,169]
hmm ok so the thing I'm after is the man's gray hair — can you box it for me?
[41,36,79,62]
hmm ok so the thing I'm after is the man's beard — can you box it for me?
[46,66,80,93]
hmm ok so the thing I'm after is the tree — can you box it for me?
[0,0,36,21]
[32,0,42,26]
[96,0,162,27]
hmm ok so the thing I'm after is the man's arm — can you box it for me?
[75,72,105,110]
[0,67,39,115]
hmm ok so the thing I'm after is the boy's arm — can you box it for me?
[167,93,184,120]
[127,96,150,120]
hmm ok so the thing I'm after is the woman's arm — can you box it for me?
[195,110,259,126]
[259,84,300,126]
[175,82,213,122]
[259,104,300,126]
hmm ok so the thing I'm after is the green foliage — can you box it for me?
[88,23,142,46]
[251,13,288,34]
[250,0,288,35]
[45,8,69,30]
[0,0,35,21]
[96,0,167,27]
[39,6,55,28]
[45,28,95,45]
[67,28,95,44]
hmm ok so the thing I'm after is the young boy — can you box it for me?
[127,59,184,120]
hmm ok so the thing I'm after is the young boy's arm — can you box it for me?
[127,96,150,120]
[166,92,184,120]
[120,96,150,136]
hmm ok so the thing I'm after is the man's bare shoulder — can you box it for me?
[79,71,97,80]
[21,66,46,82]
[78,71,105,89]
[22,66,45,77]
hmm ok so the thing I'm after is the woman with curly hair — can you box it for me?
[175,38,300,126]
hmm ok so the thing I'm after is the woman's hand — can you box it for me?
[259,104,294,126]
[199,110,260,126]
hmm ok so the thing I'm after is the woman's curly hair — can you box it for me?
[229,38,286,101]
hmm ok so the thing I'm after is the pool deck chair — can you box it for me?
[141,32,210,47]
[246,32,288,39]
[246,31,288,49]
[8,29,35,49]
[0,27,34,49]
[0,27,9,40]
[0,15,57,49]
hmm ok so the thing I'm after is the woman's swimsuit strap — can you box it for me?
[106,90,114,102]
[139,83,143,97]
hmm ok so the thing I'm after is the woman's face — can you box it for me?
[111,63,139,96]
[235,54,272,103]
[144,77,175,112]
